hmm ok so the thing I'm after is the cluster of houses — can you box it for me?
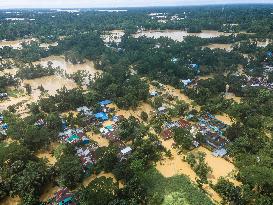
[160,112,229,157]
[57,100,133,172]
[198,113,229,157]
[161,118,192,140]
[99,116,133,161]
[59,128,90,145]
[76,143,99,173]
[42,188,76,205]
[242,75,273,90]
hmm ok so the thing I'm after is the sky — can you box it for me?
[0,0,273,9]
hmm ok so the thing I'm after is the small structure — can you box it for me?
[161,128,173,140]
[95,112,109,121]
[120,146,132,155]
[158,106,166,114]
[34,119,45,127]
[212,148,227,157]
[77,106,93,116]
[171,58,178,63]
[150,91,158,97]
[119,146,132,161]
[99,100,112,106]
[0,93,8,100]
[181,79,192,87]
[189,64,200,74]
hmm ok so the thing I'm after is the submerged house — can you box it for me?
[0,93,8,99]
[77,106,93,116]
[118,146,132,161]
[43,188,76,205]
[161,128,173,140]
[99,100,112,107]
[181,79,192,87]
[59,128,89,145]
[95,112,109,121]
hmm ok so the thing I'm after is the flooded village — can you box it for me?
[1,5,273,205]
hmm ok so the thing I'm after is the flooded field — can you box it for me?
[36,55,101,76]
[215,114,233,126]
[0,196,21,205]
[133,30,232,42]
[156,139,196,179]
[36,142,59,165]
[102,30,125,44]
[115,102,154,121]
[204,43,233,51]
[40,184,60,202]
[156,139,222,203]
[0,55,101,115]
[87,132,109,147]
[193,147,236,184]
[83,171,124,188]
[23,75,77,100]
[0,38,58,49]
[224,92,241,103]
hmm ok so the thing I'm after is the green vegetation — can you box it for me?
[143,169,213,205]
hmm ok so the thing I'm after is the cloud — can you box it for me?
[0,0,272,8]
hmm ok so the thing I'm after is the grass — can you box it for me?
[143,168,214,205]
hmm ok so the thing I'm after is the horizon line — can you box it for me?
[1,3,273,10]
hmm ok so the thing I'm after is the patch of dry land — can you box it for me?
[0,196,21,205]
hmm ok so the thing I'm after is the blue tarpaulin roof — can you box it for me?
[99,100,112,106]
[95,112,109,120]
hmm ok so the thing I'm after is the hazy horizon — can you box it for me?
[0,0,273,9]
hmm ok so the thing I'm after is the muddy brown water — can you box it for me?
[204,43,233,51]
[133,30,233,42]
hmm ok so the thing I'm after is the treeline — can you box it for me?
[2,5,273,41]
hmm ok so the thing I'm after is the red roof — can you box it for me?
[161,129,173,140]
[178,118,191,128]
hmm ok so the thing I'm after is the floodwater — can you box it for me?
[156,139,222,203]
[36,55,101,76]
[86,132,109,147]
[0,38,58,49]
[115,102,154,121]
[193,147,236,184]
[224,92,241,103]
[0,38,34,49]
[102,30,125,44]
[133,30,232,42]
[215,114,233,126]
[36,143,58,165]
[0,55,101,115]
[39,184,59,202]
[256,39,271,47]
[156,139,196,179]
[83,171,124,188]
[23,75,77,100]
[0,196,21,205]
[204,43,233,51]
